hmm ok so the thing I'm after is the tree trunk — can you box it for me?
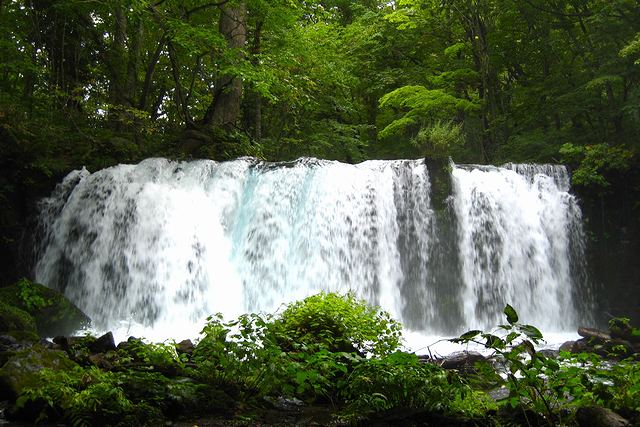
[207,2,247,129]
[243,20,262,141]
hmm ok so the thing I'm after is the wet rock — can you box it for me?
[578,327,611,341]
[488,386,509,401]
[264,396,305,412]
[439,351,486,373]
[0,279,90,336]
[54,332,116,355]
[576,406,631,427]
[176,339,194,356]
[559,340,576,353]
[0,301,37,335]
[560,336,636,360]
[0,344,77,400]
[87,332,116,353]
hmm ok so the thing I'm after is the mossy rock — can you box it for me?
[2,330,40,343]
[0,279,90,336]
[0,344,78,400]
[0,301,37,334]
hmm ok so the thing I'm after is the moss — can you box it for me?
[3,330,40,343]
[0,344,78,399]
[0,301,37,334]
[0,279,90,336]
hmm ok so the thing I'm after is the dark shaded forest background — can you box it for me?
[1,0,639,316]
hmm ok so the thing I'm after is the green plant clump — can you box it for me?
[453,305,640,425]
[269,291,403,356]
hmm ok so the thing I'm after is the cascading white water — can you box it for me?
[33,157,589,344]
[34,158,438,341]
[451,163,587,331]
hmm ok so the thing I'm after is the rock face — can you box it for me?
[0,301,37,335]
[0,344,78,400]
[576,406,631,427]
[0,279,90,336]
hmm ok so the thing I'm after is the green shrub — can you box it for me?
[193,293,402,403]
[452,305,640,425]
[268,291,402,356]
[15,366,148,426]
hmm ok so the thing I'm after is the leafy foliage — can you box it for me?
[269,291,402,356]
[412,120,467,159]
[453,305,640,425]
[5,295,640,425]
[560,143,634,189]
[16,278,52,311]
[342,351,460,414]
[193,292,403,402]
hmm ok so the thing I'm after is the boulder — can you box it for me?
[0,301,37,335]
[439,351,486,373]
[559,340,577,353]
[0,344,78,400]
[576,406,631,427]
[578,327,611,341]
[176,339,194,356]
[560,336,636,360]
[0,279,90,336]
[87,332,116,353]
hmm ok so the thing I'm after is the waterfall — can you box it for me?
[452,163,588,331]
[33,158,589,341]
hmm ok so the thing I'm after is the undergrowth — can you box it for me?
[5,294,640,426]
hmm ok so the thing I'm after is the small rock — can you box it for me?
[264,396,305,411]
[576,406,630,427]
[488,386,510,401]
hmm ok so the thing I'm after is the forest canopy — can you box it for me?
[0,0,638,194]
[5,0,638,288]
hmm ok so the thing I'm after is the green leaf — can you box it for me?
[504,305,518,325]
[459,330,483,341]
[483,334,506,350]
[519,325,543,342]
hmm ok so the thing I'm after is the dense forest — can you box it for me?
[1,0,639,276]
